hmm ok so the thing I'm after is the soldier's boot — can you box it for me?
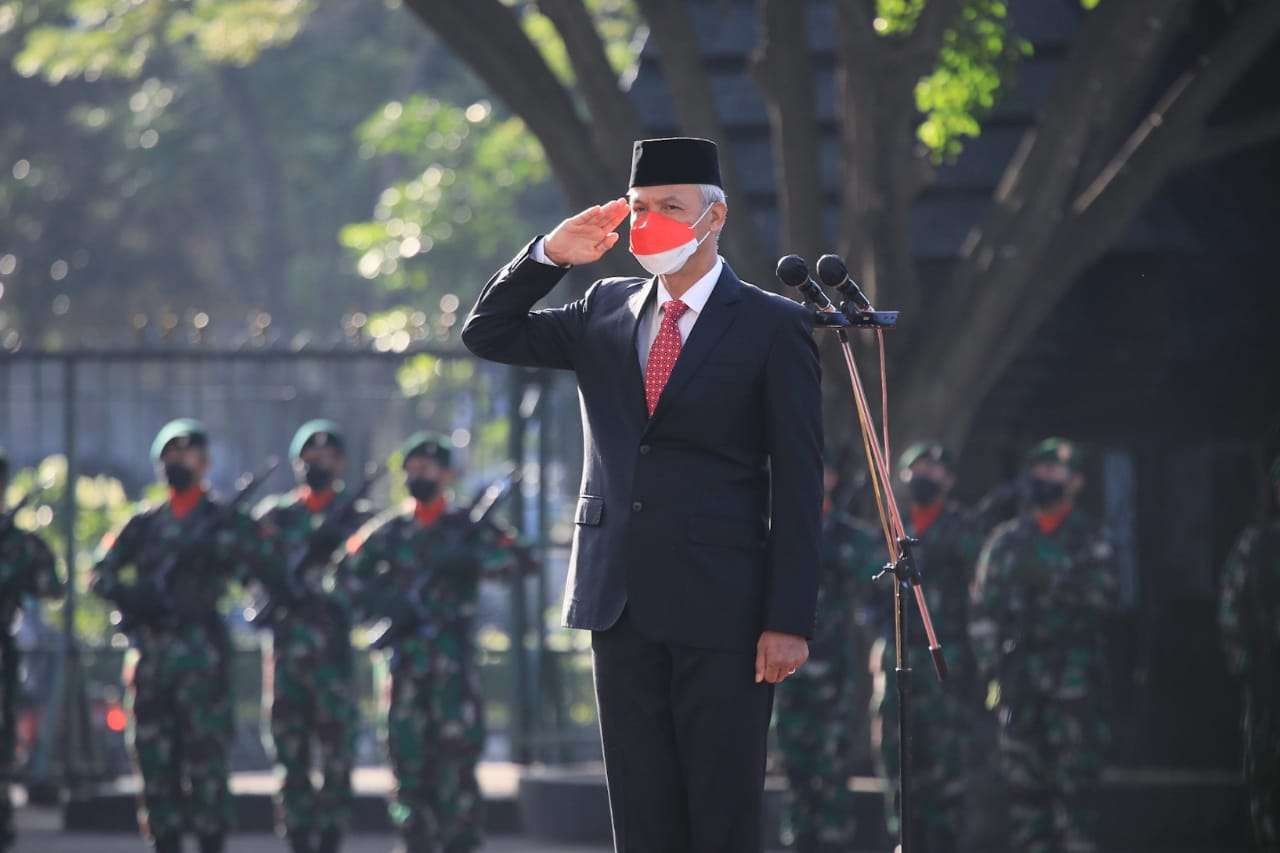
[196,833,224,853]
[316,826,342,853]
[151,833,183,853]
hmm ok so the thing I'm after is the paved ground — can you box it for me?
[14,807,614,852]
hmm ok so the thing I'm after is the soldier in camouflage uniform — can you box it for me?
[776,458,884,853]
[969,438,1116,853]
[1219,452,1280,850]
[92,420,275,853]
[251,420,367,853]
[337,433,524,853]
[869,442,982,852]
[0,448,64,852]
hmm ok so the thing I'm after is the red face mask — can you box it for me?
[628,205,713,276]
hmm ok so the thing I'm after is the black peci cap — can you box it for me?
[629,137,722,189]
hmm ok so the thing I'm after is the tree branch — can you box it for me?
[833,0,882,282]
[833,0,922,326]
[946,0,1192,297]
[402,0,633,278]
[1073,2,1280,216]
[894,0,964,79]
[751,0,825,264]
[901,0,1280,447]
[1185,107,1280,166]
[402,0,616,204]
[1073,2,1193,194]
[537,0,643,177]
[633,0,775,285]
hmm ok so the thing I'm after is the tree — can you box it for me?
[1,0,485,346]
[338,94,561,326]
[397,0,1280,448]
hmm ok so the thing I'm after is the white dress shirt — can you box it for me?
[635,257,722,372]
[530,237,723,371]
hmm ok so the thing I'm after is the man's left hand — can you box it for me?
[755,631,808,684]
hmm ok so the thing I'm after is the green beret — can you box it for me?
[399,431,452,468]
[1025,437,1082,472]
[898,441,953,473]
[290,419,345,460]
[150,418,208,464]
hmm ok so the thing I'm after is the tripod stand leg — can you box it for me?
[896,579,912,853]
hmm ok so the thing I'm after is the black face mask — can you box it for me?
[407,477,440,502]
[908,477,943,506]
[303,464,335,491]
[164,462,195,491]
[1028,477,1067,509]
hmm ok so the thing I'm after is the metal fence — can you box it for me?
[1,345,601,791]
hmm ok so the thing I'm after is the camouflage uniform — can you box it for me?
[870,500,982,850]
[776,510,882,852]
[0,506,63,851]
[252,487,366,851]
[1219,455,1280,849]
[969,504,1115,853]
[338,503,521,853]
[93,431,274,853]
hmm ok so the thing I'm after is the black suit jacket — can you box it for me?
[462,241,823,651]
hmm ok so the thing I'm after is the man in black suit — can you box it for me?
[462,137,823,853]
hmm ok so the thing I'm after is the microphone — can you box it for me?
[776,255,834,311]
[816,254,872,311]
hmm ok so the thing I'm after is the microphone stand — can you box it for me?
[807,292,946,853]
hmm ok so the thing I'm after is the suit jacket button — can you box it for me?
[631,501,644,512]
[639,444,651,455]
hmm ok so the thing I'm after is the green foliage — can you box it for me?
[914,0,1031,161]
[521,7,573,85]
[5,455,135,645]
[339,95,555,301]
[911,0,1103,160]
[874,0,926,36]
[1,0,464,347]
[13,0,313,82]
[514,0,642,86]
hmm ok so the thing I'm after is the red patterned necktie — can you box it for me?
[644,298,689,417]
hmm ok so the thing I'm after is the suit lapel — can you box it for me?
[617,277,656,422]
[645,264,743,432]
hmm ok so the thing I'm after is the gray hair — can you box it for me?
[698,184,725,247]
[698,184,727,208]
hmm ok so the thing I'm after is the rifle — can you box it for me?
[112,457,279,636]
[368,467,527,650]
[247,463,385,627]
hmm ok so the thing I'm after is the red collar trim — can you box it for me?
[1035,504,1073,535]
[168,486,206,519]
[300,487,336,513]
[910,501,945,537]
[414,497,447,527]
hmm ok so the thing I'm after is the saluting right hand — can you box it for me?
[543,198,631,266]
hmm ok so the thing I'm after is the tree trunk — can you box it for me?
[635,0,774,286]
[751,0,825,267]
[216,66,292,318]
[894,0,1280,449]
[402,0,634,280]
